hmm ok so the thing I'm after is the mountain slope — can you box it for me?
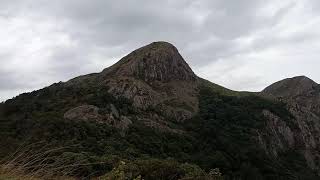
[261,76,320,175]
[263,76,319,97]
[0,42,319,179]
[63,42,199,132]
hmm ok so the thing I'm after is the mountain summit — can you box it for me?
[66,41,200,130]
[102,41,196,82]
[263,76,318,97]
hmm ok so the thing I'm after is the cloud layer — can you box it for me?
[0,0,319,101]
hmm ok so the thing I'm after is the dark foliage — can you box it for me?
[0,84,318,179]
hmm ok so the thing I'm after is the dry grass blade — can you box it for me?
[0,142,106,179]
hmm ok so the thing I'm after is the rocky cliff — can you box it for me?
[64,42,199,133]
[261,76,320,175]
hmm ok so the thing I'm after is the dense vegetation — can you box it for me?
[0,83,318,179]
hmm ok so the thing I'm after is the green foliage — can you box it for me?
[183,86,317,179]
[179,163,206,178]
[101,158,217,180]
[0,82,318,179]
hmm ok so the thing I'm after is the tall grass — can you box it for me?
[0,142,108,180]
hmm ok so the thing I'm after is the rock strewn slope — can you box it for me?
[261,76,320,175]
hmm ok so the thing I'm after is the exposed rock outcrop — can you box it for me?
[263,76,318,98]
[101,41,197,82]
[101,42,199,121]
[261,76,320,174]
[64,104,132,135]
[258,109,295,156]
[64,105,101,122]
[65,41,199,132]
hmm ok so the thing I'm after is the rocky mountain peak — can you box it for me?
[262,76,320,174]
[103,41,197,82]
[262,76,319,97]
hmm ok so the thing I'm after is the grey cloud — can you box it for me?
[0,71,27,90]
[0,67,44,93]
[6,0,288,51]
[0,0,319,100]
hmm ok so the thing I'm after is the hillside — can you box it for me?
[261,76,320,175]
[0,42,319,180]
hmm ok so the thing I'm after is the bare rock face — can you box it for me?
[263,76,319,98]
[64,105,101,121]
[65,41,199,133]
[102,41,197,82]
[64,104,132,135]
[100,42,199,124]
[261,76,320,174]
[258,110,295,157]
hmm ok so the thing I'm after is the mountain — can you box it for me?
[263,76,319,98]
[63,42,200,134]
[0,42,319,180]
[261,76,320,175]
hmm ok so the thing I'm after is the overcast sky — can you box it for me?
[0,0,319,101]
